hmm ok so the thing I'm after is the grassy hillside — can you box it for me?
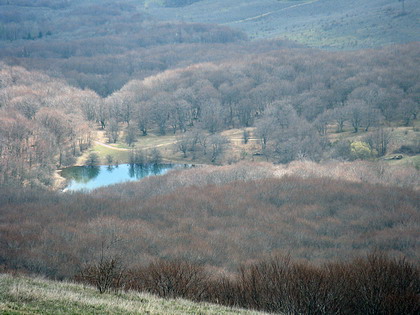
[148,0,420,49]
[0,274,265,315]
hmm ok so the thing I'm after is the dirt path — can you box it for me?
[94,140,176,151]
[94,141,130,151]
[225,0,320,24]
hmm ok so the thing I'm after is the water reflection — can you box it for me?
[128,164,167,178]
[61,164,188,191]
[61,166,100,184]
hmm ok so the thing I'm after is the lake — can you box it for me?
[61,164,189,191]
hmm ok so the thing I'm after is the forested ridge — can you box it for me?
[0,0,297,96]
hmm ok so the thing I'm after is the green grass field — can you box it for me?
[0,274,266,315]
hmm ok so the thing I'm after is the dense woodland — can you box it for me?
[1,43,419,187]
[0,0,298,96]
[0,1,418,188]
[0,1,419,313]
[0,163,418,277]
[0,64,96,186]
[113,43,419,163]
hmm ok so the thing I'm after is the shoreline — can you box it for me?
[52,169,68,192]
[54,162,204,192]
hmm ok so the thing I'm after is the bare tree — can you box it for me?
[120,93,135,125]
[150,94,171,135]
[78,239,126,294]
[330,106,348,133]
[255,116,276,151]
[366,128,392,157]
[176,133,192,158]
[169,98,189,134]
[208,134,229,163]
[136,102,151,136]
[35,108,74,166]
[268,101,298,129]
[106,119,120,143]
[314,112,330,136]
[150,148,162,165]
[125,124,137,147]
[398,99,419,126]
[97,100,109,129]
[363,106,382,132]
[200,100,225,134]
[80,93,99,122]
[345,100,366,133]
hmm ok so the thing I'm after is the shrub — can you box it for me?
[77,257,126,294]
[86,152,100,166]
[351,141,374,160]
[127,260,209,300]
[129,149,147,165]
[106,154,113,165]
[346,253,420,314]
[150,148,162,165]
[206,253,420,314]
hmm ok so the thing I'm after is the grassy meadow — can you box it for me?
[0,274,266,315]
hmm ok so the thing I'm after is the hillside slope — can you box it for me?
[0,274,265,315]
[147,0,420,49]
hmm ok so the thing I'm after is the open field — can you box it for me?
[0,274,265,315]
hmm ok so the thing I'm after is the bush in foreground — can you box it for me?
[127,260,209,300]
[96,253,419,314]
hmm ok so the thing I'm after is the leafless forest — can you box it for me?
[1,43,419,185]
[0,0,419,313]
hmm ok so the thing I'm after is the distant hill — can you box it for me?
[147,0,420,49]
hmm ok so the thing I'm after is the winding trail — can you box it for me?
[94,141,129,151]
[224,0,320,25]
[94,140,176,151]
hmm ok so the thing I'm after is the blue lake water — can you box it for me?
[61,164,188,191]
